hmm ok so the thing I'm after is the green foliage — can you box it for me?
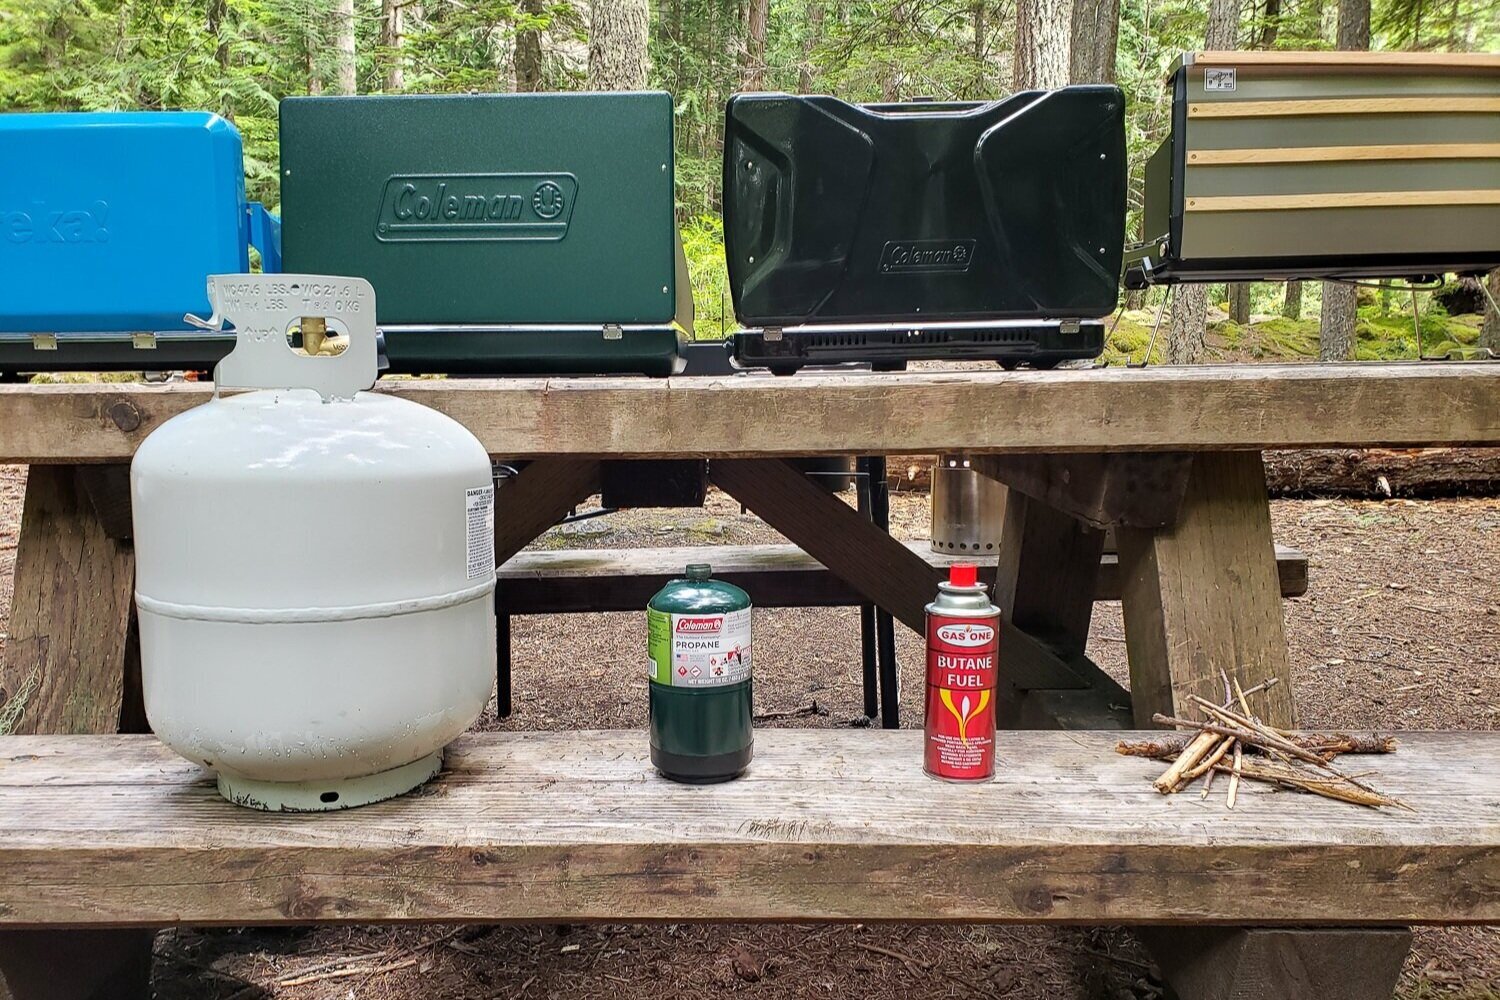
[680,214,737,338]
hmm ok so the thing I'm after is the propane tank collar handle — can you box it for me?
[207,273,380,403]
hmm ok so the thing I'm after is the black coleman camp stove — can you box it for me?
[722,89,1127,373]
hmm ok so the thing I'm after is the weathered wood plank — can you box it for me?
[1190,49,1500,71]
[1,364,1497,462]
[971,453,1195,529]
[993,495,1107,657]
[1118,453,1298,728]
[991,493,1111,728]
[495,541,1309,612]
[0,730,1495,928]
[0,467,135,736]
[494,459,600,565]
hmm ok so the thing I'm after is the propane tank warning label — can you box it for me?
[465,486,495,580]
[648,608,752,687]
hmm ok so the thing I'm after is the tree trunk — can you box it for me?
[1264,447,1500,498]
[1319,0,1370,353]
[1282,281,1303,320]
[743,0,769,88]
[799,0,823,93]
[1165,0,1238,362]
[207,0,229,72]
[1166,285,1208,364]
[332,0,357,95]
[1012,0,1071,91]
[1481,269,1500,352]
[1228,282,1251,324]
[514,0,545,91]
[1205,0,1240,48]
[1258,0,1281,48]
[1319,283,1358,360]
[1069,0,1118,84]
[971,0,985,94]
[381,0,404,91]
[1337,0,1372,49]
[589,0,651,90]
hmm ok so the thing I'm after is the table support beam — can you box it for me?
[972,452,1195,530]
[1137,927,1411,1000]
[710,459,1128,729]
[0,466,137,736]
[991,491,1129,729]
[0,928,155,1000]
[495,459,601,566]
[493,458,602,718]
[1117,451,1298,728]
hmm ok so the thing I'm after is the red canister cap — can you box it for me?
[949,563,978,587]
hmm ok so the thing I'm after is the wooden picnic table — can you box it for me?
[0,360,1497,1000]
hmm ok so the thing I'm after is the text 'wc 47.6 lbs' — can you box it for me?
[130,274,497,810]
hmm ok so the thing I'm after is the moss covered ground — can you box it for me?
[1099,301,1485,367]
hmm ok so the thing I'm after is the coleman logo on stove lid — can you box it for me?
[880,239,976,274]
[374,173,577,243]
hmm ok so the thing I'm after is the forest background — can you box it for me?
[2,0,1498,361]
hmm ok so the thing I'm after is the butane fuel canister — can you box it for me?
[647,564,754,782]
[923,563,1000,782]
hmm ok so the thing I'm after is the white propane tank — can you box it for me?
[131,274,497,811]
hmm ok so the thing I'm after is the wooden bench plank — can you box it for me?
[1,363,1497,463]
[0,731,1494,927]
[495,541,1309,613]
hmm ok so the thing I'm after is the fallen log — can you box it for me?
[899,448,1500,498]
[1262,448,1500,498]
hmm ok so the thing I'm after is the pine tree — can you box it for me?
[1013,0,1071,91]
[1166,0,1239,364]
[589,0,650,89]
[1318,0,1370,363]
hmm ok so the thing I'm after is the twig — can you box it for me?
[1211,759,1405,809]
[1226,742,1242,809]
[1181,735,1235,782]
[1153,713,1312,760]
[852,941,928,972]
[753,700,828,722]
[1152,729,1220,793]
[277,956,418,988]
[275,927,465,988]
[1117,730,1396,761]
[1185,697,1395,800]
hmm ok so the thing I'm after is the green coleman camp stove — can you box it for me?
[647,565,754,783]
[279,91,689,376]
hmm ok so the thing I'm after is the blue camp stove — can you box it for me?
[0,112,277,374]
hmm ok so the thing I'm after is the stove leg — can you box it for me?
[495,592,513,719]
[867,456,900,729]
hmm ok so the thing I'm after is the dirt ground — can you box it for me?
[0,464,1496,1000]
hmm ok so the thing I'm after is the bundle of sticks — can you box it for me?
[1116,675,1409,810]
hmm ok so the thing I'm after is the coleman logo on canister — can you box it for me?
[923,563,1000,782]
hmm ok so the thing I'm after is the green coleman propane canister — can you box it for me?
[647,564,754,782]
